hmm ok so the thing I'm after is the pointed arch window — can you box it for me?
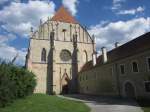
[41,48,46,62]
[83,50,88,63]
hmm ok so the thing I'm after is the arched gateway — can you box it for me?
[124,81,136,99]
[61,73,70,94]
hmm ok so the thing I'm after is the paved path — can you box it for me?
[58,94,143,112]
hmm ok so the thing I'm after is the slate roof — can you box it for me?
[80,32,150,73]
[51,6,78,24]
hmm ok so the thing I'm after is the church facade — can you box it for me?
[26,6,95,94]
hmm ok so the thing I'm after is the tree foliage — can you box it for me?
[0,62,36,107]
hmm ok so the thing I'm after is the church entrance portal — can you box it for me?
[61,73,70,94]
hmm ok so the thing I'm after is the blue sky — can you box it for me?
[0,0,150,65]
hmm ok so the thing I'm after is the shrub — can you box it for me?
[0,62,36,107]
[0,63,16,107]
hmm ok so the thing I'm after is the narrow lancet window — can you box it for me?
[41,48,46,62]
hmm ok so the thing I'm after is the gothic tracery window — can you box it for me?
[60,49,71,62]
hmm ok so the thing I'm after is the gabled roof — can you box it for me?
[51,6,78,24]
[80,32,150,73]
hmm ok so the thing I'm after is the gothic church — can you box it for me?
[26,6,96,94]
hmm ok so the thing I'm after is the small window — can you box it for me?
[62,29,67,41]
[86,75,88,80]
[62,29,67,32]
[80,76,82,81]
[83,76,84,81]
[132,61,139,73]
[145,81,150,92]
[120,65,125,74]
[94,74,96,79]
[86,86,88,91]
[110,67,113,76]
[147,58,150,71]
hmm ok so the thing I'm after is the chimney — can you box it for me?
[115,42,120,48]
[101,47,107,64]
[92,52,97,66]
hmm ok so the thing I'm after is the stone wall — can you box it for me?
[78,50,150,99]
[78,63,118,96]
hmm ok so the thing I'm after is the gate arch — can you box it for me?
[123,81,136,99]
[61,73,70,94]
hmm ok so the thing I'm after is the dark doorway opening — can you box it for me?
[62,84,69,94]
[124,82,136,99]
[61,74,70,94]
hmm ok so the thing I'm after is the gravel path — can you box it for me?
[58,94,143,112]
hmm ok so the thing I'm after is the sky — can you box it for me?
[0,0,150,65]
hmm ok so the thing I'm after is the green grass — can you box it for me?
[142,107,150,112]
[0,94,90,112]
[137,99,150,112]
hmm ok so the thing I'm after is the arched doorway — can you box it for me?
[124,82,136,99]
[61,73,70,94]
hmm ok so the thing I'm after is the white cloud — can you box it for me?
[62,0,79,16]
[0,33,16,44]
[0,0,9,4]
[0,0,56,66]
[111,0,145,15]
[89,17,150,51]
[112,0,126,10]
[0,0,20,5]
[0,32,25,65]
[0,0,55,37]
[137,6,145,12]
[113,0,125,3]
[0,44,27,65]
[117,6,145,15]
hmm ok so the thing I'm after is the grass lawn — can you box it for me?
[137,99,150,112]
[142,107,150,112]
[0,94,90,112]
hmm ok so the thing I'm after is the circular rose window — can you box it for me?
[60,50,71,61]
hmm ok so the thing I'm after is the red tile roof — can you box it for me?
[107,32,150,62]
[80,61,93,72]
[80,32,150,73]
[51,6,78,24]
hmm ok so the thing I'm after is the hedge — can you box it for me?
[0,62,36,107]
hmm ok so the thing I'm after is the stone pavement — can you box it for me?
[58,94,143,112]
